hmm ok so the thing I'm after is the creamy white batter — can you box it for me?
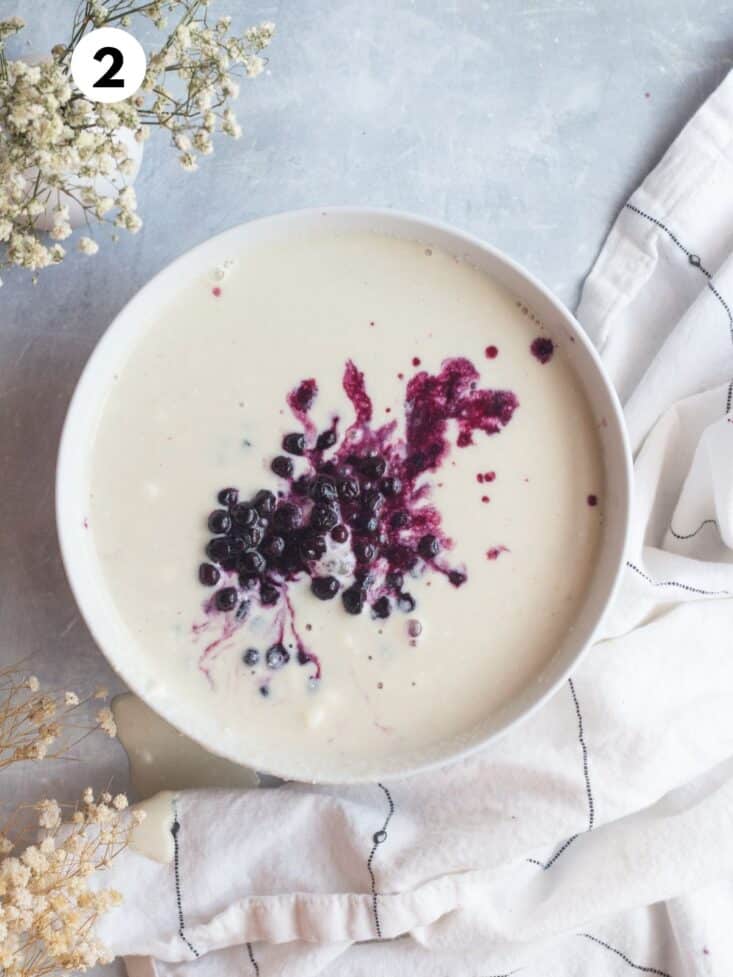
[89,230,603,778]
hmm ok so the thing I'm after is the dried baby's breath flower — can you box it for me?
[36,799,62,831]
[0,2,275,276]
[0,666,117,772]
[77,236,99,255]
[1,665,136,975]
[96,707,117,738]
[1,787,134,975]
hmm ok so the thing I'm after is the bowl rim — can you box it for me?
[56,205,633,783]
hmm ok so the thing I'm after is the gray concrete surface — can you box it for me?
[0,1,731,971]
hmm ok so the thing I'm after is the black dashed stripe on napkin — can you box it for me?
[627,560,730,597]
[624,202,733,367]
[669,518,719,541]
[527,678,595,870]
[367,783,395,938]
[246,941,260,976]
[171,799,200,959]
[580,932,673,977]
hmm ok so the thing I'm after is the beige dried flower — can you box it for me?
[1,667,135,975]
[77,236,99,256]
[1,787,133,975]
[0,2,275,277]
[0,665,115,772]
[96,707,117,738]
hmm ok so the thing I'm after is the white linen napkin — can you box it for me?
[97,69,733,977]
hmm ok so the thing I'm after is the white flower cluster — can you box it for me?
[137,8,275,171]
[0,52,143,279]
[0,788,144,975]
[0,2,274,277]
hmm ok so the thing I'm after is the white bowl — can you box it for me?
[57,208,632,783]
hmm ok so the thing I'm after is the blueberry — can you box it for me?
[354,540,377,563]
[215,587,238,611]
[407,619,423,638]
[282,432,306,455]
[418,534,440,559]
[235,600,249,621]
[199,563,220,586]
[273,503,302,532]
[331,524,349,543]
[338,477,360,501]
[218,487,239,506]
[358,512,380,535]
[227,535,246,553]
[232,502,256,528]
[398,592,416,613]
[363,490,385,514]
[312,476,337,503]
[252,489,276,516]
[206,537,234,563]
[243,648,259,666]
[449,569,467,587]
[342,585,366,615]
[238,524,265,548]
[300,534,327,562]
[359,454,387,478]
[238,549,266,575]
[266,643,290,669]
[311,575,340,600]
[239,573,259,590]
[263,535,285,559]
[271,455,294,478]
[386,570,404,591]
[208,509,231,534]
[390,510,410,530]
[380,476,402,497]
[292,475,311,496]
[372,596,391,619]
[316,429,337,450]
[279,543,304,574]
[260,582,280,605]
[311,503,339,532]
